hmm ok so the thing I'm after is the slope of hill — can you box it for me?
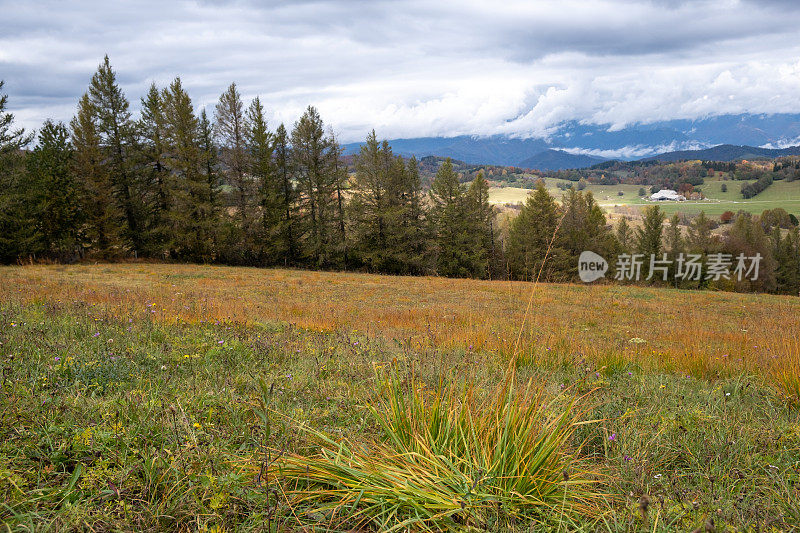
[517,149,605,170]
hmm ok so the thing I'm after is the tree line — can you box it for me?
[1,58,799,294]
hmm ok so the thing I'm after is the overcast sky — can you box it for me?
[2,0,800,142]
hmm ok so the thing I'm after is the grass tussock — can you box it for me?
[277,371,602,531]
[770,339,800,405]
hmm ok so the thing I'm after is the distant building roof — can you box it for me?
[650,189,686,201]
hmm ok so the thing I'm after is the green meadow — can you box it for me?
[489,177,800,217]
[1,264,799,531]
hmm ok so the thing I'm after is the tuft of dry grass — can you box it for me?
[276,369,603,531]
[768,338,800,405]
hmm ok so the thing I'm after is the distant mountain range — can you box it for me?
[641,144,800,163]
[342,113,800,170]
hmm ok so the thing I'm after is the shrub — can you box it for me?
[741,174,773,199]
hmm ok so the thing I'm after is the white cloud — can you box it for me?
[561,141,711,159]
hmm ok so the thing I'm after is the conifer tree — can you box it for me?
[465,171,495,278]
[138,82,170,251]
[0,80,31,156]
[291,106,339,267]
[273,123,298,265]
[773,227,800,294]
[215,83,251,229]
[198,109,219,215]
[161,78,214,261]
[663,213,685,285]
[687,211,716,254]
[0,80,34,262]
[724,212,776,292]
[71,93,121,257]
[88,56,143,252]
[350,133,432,274]
[246,97,281,262]
[328,131,349,268]
[636,205,665,258]
[506,183,565,281]
[615,217,633,253]
[26,121,82,260]
[350,130,390,270]
[429,158,484,277]
[558,189,615,279]
[400,156,431,274]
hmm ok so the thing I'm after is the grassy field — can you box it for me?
[1,264,799,531]
[489,177,800,218]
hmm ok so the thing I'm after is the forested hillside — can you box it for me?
[2,59,800,294]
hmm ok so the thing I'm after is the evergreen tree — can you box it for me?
[615,217,634,253]
[291,106,339,267]
[773,227,800,294]
[26,121,82,260]
[273,123,298,265]
[350,133,431,274]
[506,183,565,281]
[138,83,170,251]
[465,171,495,278]
[87,56,143,252]
[429,159,482,277]
[327,130,349,268]
[161,78,214,261]
[215,83,251,228]
[0,80,34,262]
[636,205,665,258]
[198,109,220,217]
[71,93,122,257]
[663,214,685,285]
[400,156,431,274]
[350,131,391,271]
[246,97,281,262]
[0,80,31,156]
[553,189,615,280]
[687,211,717,254]
[664,214,683,255]
[724,213,776,292]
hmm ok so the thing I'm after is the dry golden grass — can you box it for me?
[2,263,799,394]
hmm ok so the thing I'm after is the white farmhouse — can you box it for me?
[650,189,686,201]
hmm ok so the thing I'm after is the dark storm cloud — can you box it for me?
[1,0,799,140]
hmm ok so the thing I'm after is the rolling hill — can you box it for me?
[517,149,605,170]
